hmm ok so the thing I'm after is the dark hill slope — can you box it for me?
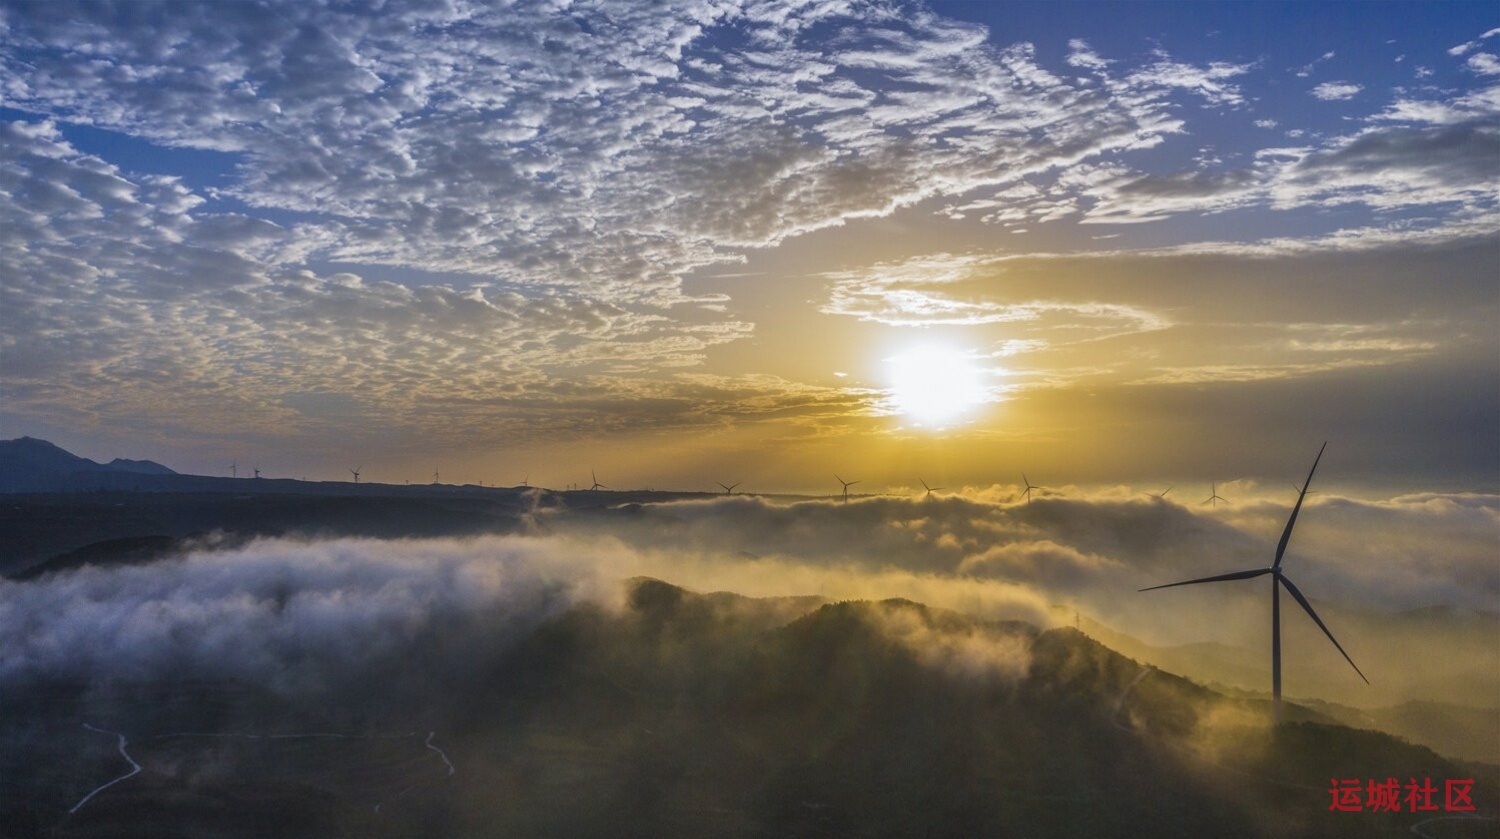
[0,491,531,577]
[7,580,1494,839]
[461,584,1494,838]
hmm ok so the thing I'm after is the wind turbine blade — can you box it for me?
[1139,567,1270,592]
[1273,442,1326,571]
[1280,574,1368,684]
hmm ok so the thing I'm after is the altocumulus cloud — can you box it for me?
[0,0,1223,295]
[0,0,1313,450]
[2,2,1496,461]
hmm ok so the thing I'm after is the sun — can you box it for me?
[885,345,989,426]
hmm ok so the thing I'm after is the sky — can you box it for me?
[1,0,1496,493]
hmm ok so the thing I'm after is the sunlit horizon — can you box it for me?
[1,2,1495,489]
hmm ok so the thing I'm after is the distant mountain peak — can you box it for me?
[105,457,177,476]
[0,437,176,491]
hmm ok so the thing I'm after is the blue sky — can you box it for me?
[0,1,1495,491]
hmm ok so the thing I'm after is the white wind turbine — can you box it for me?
[1140,443,1367,724]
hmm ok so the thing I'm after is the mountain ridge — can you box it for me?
[0,436,176,492]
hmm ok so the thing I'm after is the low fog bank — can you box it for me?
[4,487,1495,712]
[536,489,1498,708]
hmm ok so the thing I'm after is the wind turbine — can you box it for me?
[1140,443,1366,724]
[349,466,361,484]
[1204,482,1228,506]
[229,461,237,479]
[919,478,944,499]
[432,469,440,485]
[717,481,741,495]
[835,474,859,503]
[590,470,607,491]
[253,466,261,480]
[1021,473,1043,504]
[1149,485,1173,499]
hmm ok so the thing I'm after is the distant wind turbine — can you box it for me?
[1140,443,1366,724]
[835,474,859,503]
[1204,483,1228,507]
[1021,473,1044,504]
[253,466,261,480]
[1150,485,1173,499]
[590,470,607,491]
[919,478,944,499]
[349,466,361,484]
[432,469,440,485]
[229,461,237,479]
[717,481,741,495]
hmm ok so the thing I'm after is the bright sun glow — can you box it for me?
[886,346,989,426]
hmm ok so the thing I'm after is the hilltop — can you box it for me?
[2,579,1492,838]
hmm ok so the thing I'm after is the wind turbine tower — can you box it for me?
[1021,473,1043,504]
[1140,443,1366,724]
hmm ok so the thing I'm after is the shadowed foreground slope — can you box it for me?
[4,579,1494,838]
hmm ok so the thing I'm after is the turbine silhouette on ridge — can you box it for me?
[1140,442,1367,724]
[717,481,741,495]
[835,474,859,503]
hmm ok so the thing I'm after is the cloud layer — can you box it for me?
[3,487,1495,712]
[0,3,1494,483]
